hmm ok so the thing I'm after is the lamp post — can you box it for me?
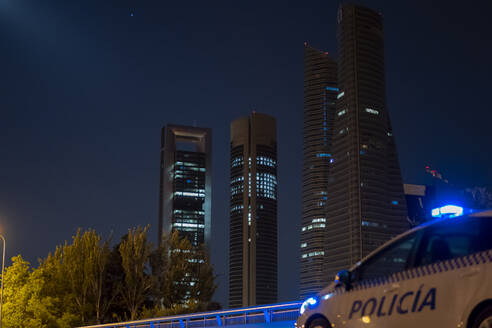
[0,235,5,328]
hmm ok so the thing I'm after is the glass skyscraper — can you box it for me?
[158,125,212,248]
[229,112,277,308]
[323,4,408,281]
[300,4,408,296]
[300,44,338,298]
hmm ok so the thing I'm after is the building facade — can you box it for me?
[300,45,338,298]
[229,113,278,308]
[404,183,436,226]
[158,125,212,247]
[322,4,408,282]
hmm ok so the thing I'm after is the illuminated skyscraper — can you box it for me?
[300,44,338,298]
[322,4,408,281]
[229,112,277,308]
[158,125,212,247]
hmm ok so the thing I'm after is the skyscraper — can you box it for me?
[300,44,338,298]
[158,125,212,248]
[229,112,277,308]
[323,4,408,281]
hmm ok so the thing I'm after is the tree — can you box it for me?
[2,226,219,325]
[39,248,81,327]
[87,233,111,323]
[61,229,111,324]
[118,226,153,320]
[101,241,127,322]
[149,234,169,309]
[159,231,217,313]
[1,255,75,328]
[2,255,31,327]
[190,246,217,311]
[161,230,193,308]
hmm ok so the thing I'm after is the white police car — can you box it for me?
[297,209,492,328]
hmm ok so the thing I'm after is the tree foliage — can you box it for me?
[118,226,153,320]
[61,229,111,324]
[2,227,218,326]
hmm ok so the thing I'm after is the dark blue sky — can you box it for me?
[1,0,491,306]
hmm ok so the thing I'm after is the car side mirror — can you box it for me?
[335,269,352,290]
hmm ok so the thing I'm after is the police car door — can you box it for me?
[340,230,423,327]
[405,216,491,327]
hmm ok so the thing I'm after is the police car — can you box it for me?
[296,209,492,328]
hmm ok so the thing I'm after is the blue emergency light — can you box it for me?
[431,205,464,218]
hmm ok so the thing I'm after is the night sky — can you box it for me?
[1,0,491,307]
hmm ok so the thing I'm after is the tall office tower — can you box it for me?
[300,44,338,299]
[229,112,277,308]
[158,125,212,248]
[323,4,408,281]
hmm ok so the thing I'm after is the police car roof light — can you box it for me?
[431,205,464,218]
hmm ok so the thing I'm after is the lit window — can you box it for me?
[302,253,308,258]
[182,162,198,167]
[316,153,331,158]
[232,157,244,167]
[387,132,393,137]
[231,184,244,196]
[362,220,379,228]
[337,109,346,116]
[308,251,324,257]
[325,86,339,92]
[256,172,277,200]
[312,218,326,223]
[301,243,307,248]
[256,156,276,167]
[391,200,399,205]
[174,191,205,198]
[230,176,244,184]
[339,127,348,135]
[230,205,244,212]
[365,108,379,115]
[337,91,345,99]
[172,223,205,229]
[304,224,326,230]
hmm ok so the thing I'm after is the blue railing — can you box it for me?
[79,301,302,328]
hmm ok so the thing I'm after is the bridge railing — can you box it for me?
[79,301,302,328]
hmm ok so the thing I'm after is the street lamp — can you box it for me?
[0,234,5,328]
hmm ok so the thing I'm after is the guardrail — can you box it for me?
[79,301,302,328]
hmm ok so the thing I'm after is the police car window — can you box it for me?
[482,218,492,250]
[356,232,419,281]
[416,217,486,266]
